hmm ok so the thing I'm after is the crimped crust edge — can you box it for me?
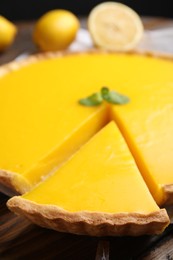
[0,170,31,196]
[7,196,170,237]
[163,184,173,205]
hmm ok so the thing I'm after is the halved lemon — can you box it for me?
[88,2,143,51]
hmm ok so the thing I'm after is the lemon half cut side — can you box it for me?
[88,2,144,51]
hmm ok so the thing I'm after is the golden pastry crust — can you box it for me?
[7,196,170,236]
[0,170,31,196]
[0,170,19,196]
[163,185,173,205]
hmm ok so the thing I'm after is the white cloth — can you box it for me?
[15,27,173,61]
[69,27,173,54]
[137,27,173,54]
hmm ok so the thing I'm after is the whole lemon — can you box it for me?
[0,15,17,52]
[33,10,80,52]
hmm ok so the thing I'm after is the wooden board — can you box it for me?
[1,192,173,259]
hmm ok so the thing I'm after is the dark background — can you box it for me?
[0,0,172,21]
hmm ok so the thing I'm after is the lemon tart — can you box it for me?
[7,122,169,236]
[1,51,173,207]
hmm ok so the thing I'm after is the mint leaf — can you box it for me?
[79,87,130,106]
[101,87,130,105]
[101,87,111,101]
[79,92,103,106]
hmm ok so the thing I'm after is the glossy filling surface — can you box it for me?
[111,81,173,204]
[0,52,173,201]
[23,122,160,213]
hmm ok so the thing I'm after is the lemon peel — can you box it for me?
[33,10,80,52]
[0,15,17,52]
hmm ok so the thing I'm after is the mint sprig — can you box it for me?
[79,87,130,106]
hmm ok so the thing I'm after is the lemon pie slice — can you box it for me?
[7,122,169,236]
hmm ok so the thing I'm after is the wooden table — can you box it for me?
[1,18,173,260]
